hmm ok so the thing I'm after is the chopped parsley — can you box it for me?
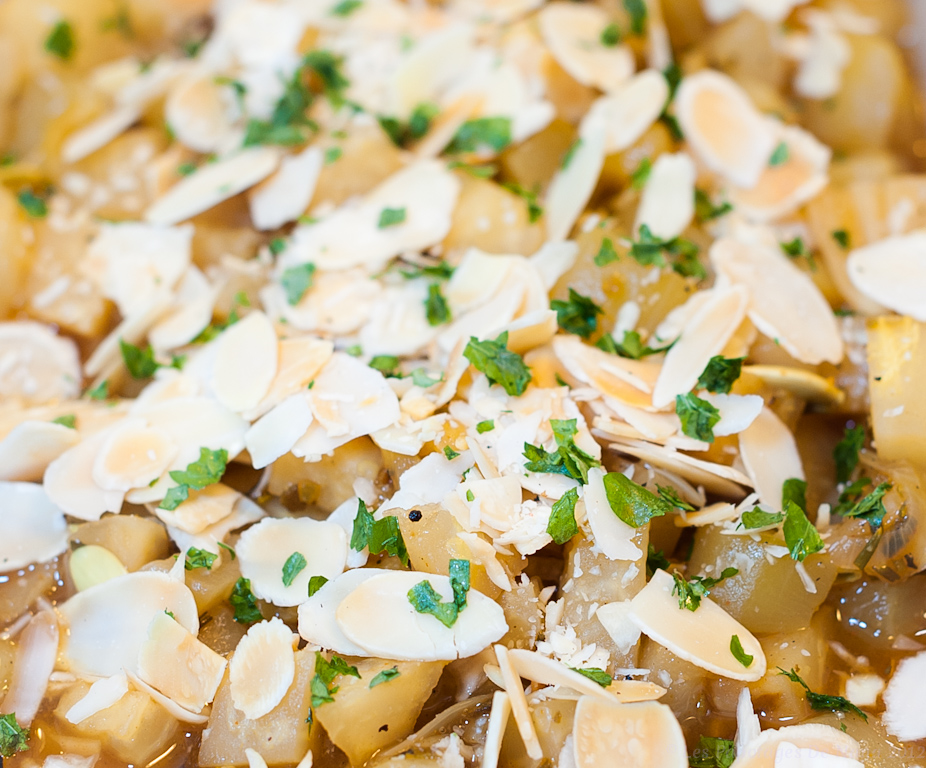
[312,652,361,708]
[0,714,30,758]
[694,189,733,222]
[425,283,451,326]
[303,49,351,106]
[185,547,218,571]
[119,339,160,379]
[833,424,865,484]
[782,477,808,513]
[600,22,621,46]
[780,237,809,259]
[738,508,784,529]
[101,5,133,38]
[551,288,603,339]
[689,735,736,768]
[730,634,754,667]
[17,190,48,219]
[547,487,580,545]
[628,224,706,279]
[832,229,851,249]
[218,541,236,560]
[324,146,342,164]
[243,66,315,147]
[646,545,671,575]
[571,667,612,687]
[782,500,824,562]
[523,418,600,484]
[697,356,744,394]
[463,332,532,397]
[443,446,460,460]
[594,237,619,266]
[45,20,76,60]
[269,238,287,256]
[396,260,455,281]
[282,552,308,587]
[447,117,512,154]
[447,161,497,178]
[229,577,262,624]
[476,420,494,434]
[159,447,228,511]
[769,142,790,166]
[379,103,439,147]
[407,561,470,628]
[623,0,647,35]
[369,666,400,688]
[378,207,406,228]
[281,263,317,306]
[503,183,543,223]
[630,157,652,189]
[841,481,891,531]
[449,558,470,610]
[671,567,738,611]
[778,667,868,721]
[369,355,400,376]
[86,380,109,401]
[411,368,441,388]
[308,575,328,597]
[330,0,363,15]
[598,330,671,360]
[349,500,409,566]
[602,472,674,528]
[51,414,76,429]
[657,485,695,511]
[676,393,721,443]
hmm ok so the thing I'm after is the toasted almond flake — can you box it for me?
[740,366,845,407]
[740,0,812,23]
[501,309,559,355]
[495,644,543,760]
[595,601,642,655]
[59,571,198,677]
[482,691,511,768]
[0,421,80,483]
[629,569,766,682]
[44,428,126,521]
[652,287,749,409]
[844,673,884,708]
[539,3,634,94]
[603,402,679,441]
[146,147,281,226]
[729,723,860,767]
[675,70,777,189]
[711,237,844,365]
[773,743,862,767]
[456,532,512,592]
[735,687,761,756]
[153,483,240,535]
[792,12,851,101]
[125,671,209,725]
[0,322,81,405]
[237,517,347,607]
[605,680,668,703]
[149,267,218,353]
[92,418,177,492]
[674,501,738,527]
[336,571,506,661]
[165,494,264,560]
[554,336,658,410]
[738,407,804,510]
[245,393,314,470]
[245,749,269,768]
[83,298,172,379]
[635,153,696,241]
[61,105,141,164]
[249,147,323,231]
[508,649,614,702]
[544,110,606,242]
[295,749,313,768]
[244,337,333,421]
[701,392,764,437]
[165,74,238,154]
[83,222,193,317]
[69,544,127,592]
[882,650,926,741]
[65,672,129,725]
[359,282,440,357]
[298,568,391,655]
[731,125,831,223]
[229,617,297,721]
[587,69,670,153]
[137,611,227,713]
[846,232,926,321]
[213,311,278,413]
[531,240,579,290]
[573,697,687,768]
[0,481,68,572]
[584,467,644,561]
[458,475,524,532]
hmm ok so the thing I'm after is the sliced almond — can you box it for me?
[673,501,738,527]
[146,147,281,227]
[711,237,844,365]
[584,467,645,561]
[573,697,688,768]
[735,686,761,756]
[61,105,141,164]
[249,146,323,231]
[601,402,679,441]
[501,309,559,354]
[846,232,926,322]
[675,70,777,189]
[165,73,238,154]
[740,366,845,407]
[165,494,264,564]
[243,336,333,421]
[149,267,218,353]
[538,3,635,93]
[0,420,80,483]
[359,282,440,357]
[554,336,659,410]
[92,418,178,492]
[882,649,926,742]
[59,571,198,677]
[588,69,670,153]
[495,644,543,760]
[229,617,297,721]
[0,481,68,572]
[595,601,642,656]
[508,649,615,701]
[336,571,508,661]
[137,611,227,713]
[44,428,126,521]
[0,321,81,405]
[236,517,347,607]
[738,407,804,510]
[702,392,764,437]
[792,11,852,101]
[628,569,766,682]
[69,544,127,592]
[635,153,696,241]
[482,691,511,768]
[153,483,241,535]
[213,311,279,413]
[127,670,209,724]
[729,723,860,767]
[245,393,314,470]
[65,672,129,725]
[652,286,749,409]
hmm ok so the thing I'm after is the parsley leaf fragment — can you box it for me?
[769,142,790,166]
[378,207,406,228]
[571,667,612,687]
[600,22,621,46]
[281,263,317,306]
[229,577,262,624]
[623,0,648,35]
[282,552,307,587]
[671,567,738,611]
[603,472,674,528]
[547,487,580,545]
[676,393,720,443]
[782,477,808,513]
[17,190,48,218]
[425,283,451,326]
[730,634,754,667]
[119,339,160,379]
[0,713,30,758]
[408,579,461,628]
[697,356,744,394]
[463,332,532,397]
[308,575,328,597]
[369,666,400,688]
[738,508,784,530]
[551,288,603,339]
[646,545,671,576]
[782,500,824,562]
[476,420,494,433]
[51,414,76,429]
[330,0,363,16]
[159,447,228,511]
[447,117,512,154]
[842,482,891,531]
[594,237,619,266]
[185,547,218,571]
[598,330,671,360]
[778,667,868,721]
[312,652,361,708]
[689,735,736,768]
[523,418,600,484]
[45,20,76,60]
[350,500,409,566]
[834,424,865,484]
[630,157,652,189]
[832,229,851,249]
[694,189,732,222]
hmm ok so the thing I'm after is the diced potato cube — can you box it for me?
[71,515,170,572]
[185,554,243,614]
[315,657,447,767]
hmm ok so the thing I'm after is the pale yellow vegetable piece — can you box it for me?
[69,544,127,592]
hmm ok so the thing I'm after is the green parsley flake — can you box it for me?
[561,138,583,169]
[503,183,543,223]
[447,117,512,154]
[86,380,109,401]
[547,487,580,545]
[782,477,808,513]
[656,485,695,511]
[594,237,619,266]
[0,713,29,758]
[600,22,621,46]
[447,161,497,178]
[411,368,441,388]
[425,283,451,326]
[672,567,738,611]
[571,667,612,687]
[369,666,400,688]
[689,735,736,768]
[646,545,671,576]
[730,635,754,667]
[17,190,48,218]
[369,355,400,376]
[694,188,733,222]
[281,263,317,306]
[769,141,790,166]
[159,447,228,511]
[834,424,865,484]
[602,472,673,528]
[269,238,287,256]
[842,481,891,530]
[697,356,744,394]
[378,207,406,228]
[407,565,469,629]
[476,420,494,434]
[628,224,705,279]
[349,500,409,566]
[782,500,824,562]
[676,393,721,443]
[443,445,460,460]
[229,577,262,624]
[308,575,328,597]
[345,344,362,356]
[832,229,851,249]
[45,20,76,60]
[324,146,342,165]
[218,542,236,560]
[781,237,809,259]
[330,0,363,15]
[778,667,868,721]
[119,339,160,380]
[282,552,308,587]
[463,332,532,397]
[51,414,76,429]
[630,157,652,189]
[737,508,784,530]
[312,652,361,708]
[397,260,455,281]
[185,547,218,571]
[466,489,475,502]
[599,330,671,360]
[243,65,316,147]
[551,288,604,339]
[523,418,600,484]
[449,558,470,610]
[623,0,648,35]
[303,49,351,106]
